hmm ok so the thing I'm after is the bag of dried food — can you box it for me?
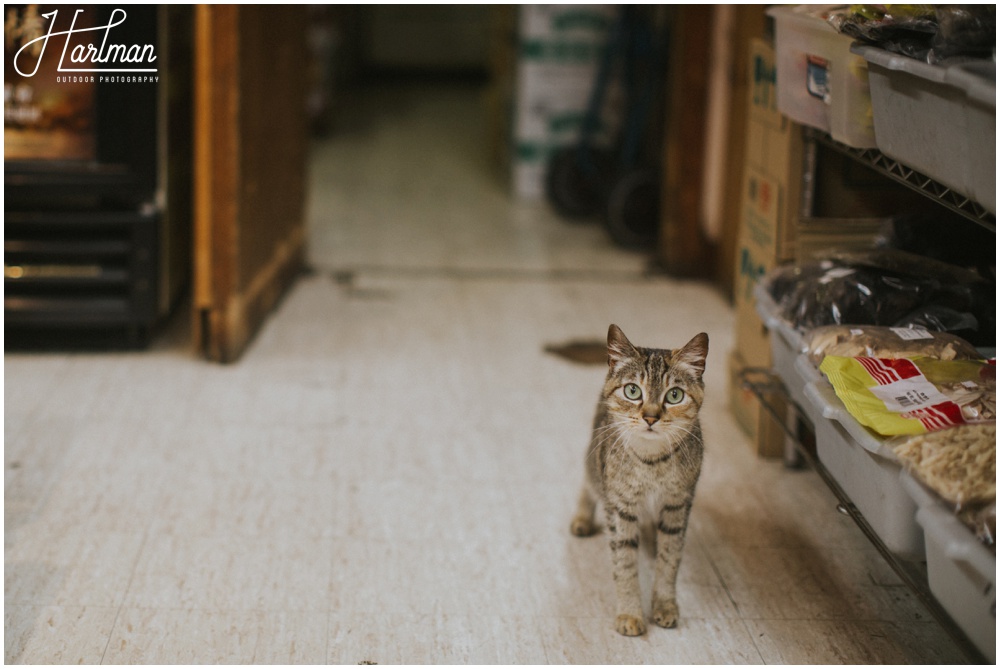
[803,325,982,366]
[819,355,995,436]
[765,249,994,347]
[892,424,996,547]
[828,4,996,63]
[893,424,996,509]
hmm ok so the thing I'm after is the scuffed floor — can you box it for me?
[4,83,971,663]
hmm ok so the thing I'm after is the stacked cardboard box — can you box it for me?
[729,38,803,457]
[511,5,620,200]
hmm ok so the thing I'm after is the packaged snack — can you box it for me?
[891,423,996,510]
[819,355,996,436]
[803,325,982,366]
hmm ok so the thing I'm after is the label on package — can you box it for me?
[805,55,830,102]
[890,327,934,341]
[868,377,952,413]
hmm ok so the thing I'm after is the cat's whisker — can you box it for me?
[588,418,632,459]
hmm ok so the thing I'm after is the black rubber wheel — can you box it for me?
[545,146,614,221]
[604,169,660,250]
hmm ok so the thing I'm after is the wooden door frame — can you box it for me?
[193,5,306,363]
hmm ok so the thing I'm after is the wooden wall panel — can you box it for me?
[658,6,714,278]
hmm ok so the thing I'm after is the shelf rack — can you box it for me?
[738,367,987,664]
[804,127,996,232]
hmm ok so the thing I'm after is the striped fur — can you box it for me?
[570,324,708,637]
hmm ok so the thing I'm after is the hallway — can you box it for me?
[4,83,969,663]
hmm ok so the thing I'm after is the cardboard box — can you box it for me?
[731,165,789,458]
[732,39,803,352]
[734,166,781,366]
[742,38,803,263]
[730,38,801,457]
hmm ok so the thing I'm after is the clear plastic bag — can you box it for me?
[931,6,996,62]
[765,250,994,347]
[768,261,933,331]
[803,325,982,366]
[828,4,995,63]
[828,4,939,61]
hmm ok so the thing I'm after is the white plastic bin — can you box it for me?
[901,473,996,662]
[852,44,996,213]
[752,282,820,430]
[804,382,924,559]
[768,5,876,148]
[752,281,804,393]
[753,280,845,430]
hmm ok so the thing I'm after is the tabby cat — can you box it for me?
[570,324,709,637]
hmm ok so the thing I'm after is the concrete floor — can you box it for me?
[4,83,971,663]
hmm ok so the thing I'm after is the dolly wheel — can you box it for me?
[605,169,660,250]
[545,147,610,221]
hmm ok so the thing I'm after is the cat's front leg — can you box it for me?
[651,500,692,628]
[606,503,645,636]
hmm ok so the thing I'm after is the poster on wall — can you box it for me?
[4,4,97,161]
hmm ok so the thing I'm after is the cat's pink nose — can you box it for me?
[643,415,659,427]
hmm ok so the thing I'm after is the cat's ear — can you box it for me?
[607,324,638,369]
[674,332,709,380]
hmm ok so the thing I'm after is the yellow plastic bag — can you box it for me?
[819,355,996,437]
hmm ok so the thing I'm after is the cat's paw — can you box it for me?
[570,516,595,537]
[614,614,647,637]
[652,599,679,628]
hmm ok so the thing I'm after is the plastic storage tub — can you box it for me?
[901,473,996,662]
[804,382,924,559]
[753,282,805,400]
[752,280,853,431]
[768,5,876,148]
[752,282,823,429]
[852,45,996,213]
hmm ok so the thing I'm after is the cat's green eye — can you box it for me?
[623,383,642,401]
[665,387,685,405]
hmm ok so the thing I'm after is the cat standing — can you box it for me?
[570,324,708,636]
